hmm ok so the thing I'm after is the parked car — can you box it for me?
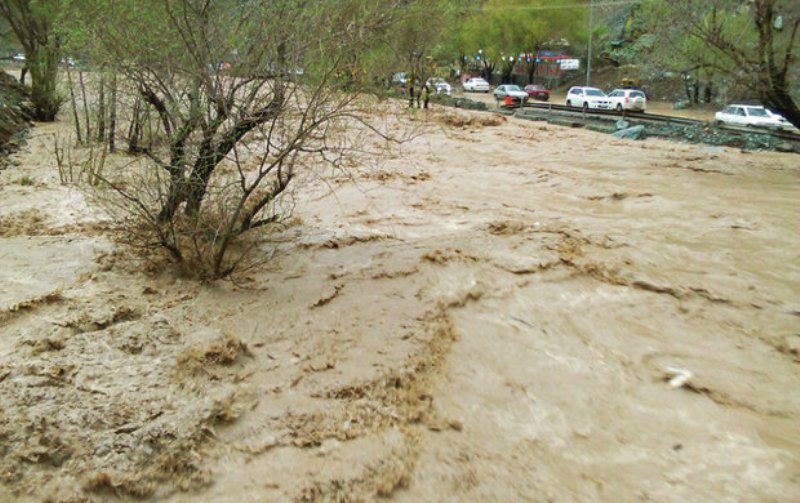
[462,77,491,93]
[766,109,799,132]
[12,53,25,62]
[714,104,793,130]
[392,72,408,86]
[565,86,611,110]
[493,85,529,106]
[523,84,550,101]
[607,88,646,112]
[265,63,304,77]
[426,77,452,96]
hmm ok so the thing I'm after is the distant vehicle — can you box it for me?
[12,53,25,62]
[208,61,235,73]
[765,109,799,132]
[493,84,529,106]
[523,84,550,101]
[426,77,451,96]
[714,104,794,130]
[462,77,491,93]
[565,86,611,110]
[392,72,408,86]
[607,88,647,112]
[615,64,641,89]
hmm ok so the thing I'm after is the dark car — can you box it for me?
[523,84,550,101]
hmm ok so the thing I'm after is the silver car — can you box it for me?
[493,85,529,106]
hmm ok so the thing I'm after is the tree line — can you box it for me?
[601,0,799,126]
[3,1,798,124]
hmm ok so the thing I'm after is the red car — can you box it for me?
[523,84,550,101]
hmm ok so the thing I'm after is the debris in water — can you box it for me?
[663,367,694,388]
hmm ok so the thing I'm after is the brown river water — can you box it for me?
[0,109,798,502]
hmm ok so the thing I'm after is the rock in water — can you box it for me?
[612,125,646,140]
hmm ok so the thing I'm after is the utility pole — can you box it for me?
[586,0,593,86]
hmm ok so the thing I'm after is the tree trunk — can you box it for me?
[28,44,60,121]
[108,72,117,151]
[158,122,196,221]
[703,80,713,103]
[128,98,143,154]
[458,51,467,77]
[501,61,514,84]
[183,154,215,216]
[65,65,82,144]
[158,168,186,222]
[182,100,283,216]
[96,73,106,143]
[79,70,91,140]
[753,0,800,128]
[526,60,538,85]
[763,87,800,128]
[682,74,692,103]
[481,61,495,83]
[146,105,153,151]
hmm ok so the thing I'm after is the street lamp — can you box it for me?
[586,0,593,86]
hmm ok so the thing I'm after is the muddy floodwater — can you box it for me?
[0,110,798,502]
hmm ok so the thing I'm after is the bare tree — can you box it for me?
[70,0,412,278]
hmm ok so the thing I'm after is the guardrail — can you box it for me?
[517,102,800,144]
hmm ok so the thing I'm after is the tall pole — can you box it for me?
[586,0,593,86]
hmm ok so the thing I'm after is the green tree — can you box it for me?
[458,6,503,82]
[386,0,463,108]
[641,0,800,126]
[0,0,62,121]
[459,0,587,84]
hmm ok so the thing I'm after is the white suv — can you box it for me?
[607,89,647,112]
[463,77,491,93]
[565,86,611,110]
[426,77,452,96]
